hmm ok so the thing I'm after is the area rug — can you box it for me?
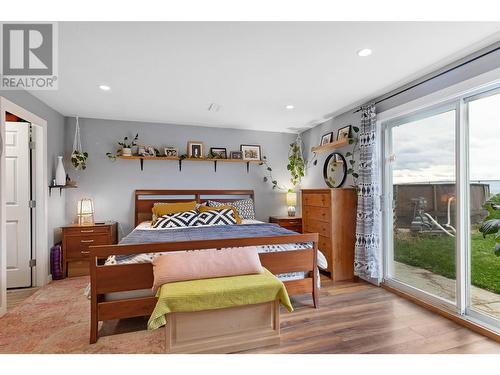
[0,276,164,353]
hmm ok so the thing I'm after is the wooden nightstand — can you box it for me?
[61,221,118,277]
[269,216,302,233]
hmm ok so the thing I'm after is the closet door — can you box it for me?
[5,121,31,288]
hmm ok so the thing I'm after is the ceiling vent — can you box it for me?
[207,103,221,112]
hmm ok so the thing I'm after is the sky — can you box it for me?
[392,92,500,194]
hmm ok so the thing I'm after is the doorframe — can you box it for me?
[377,66,500,333]
[0,97,48,316]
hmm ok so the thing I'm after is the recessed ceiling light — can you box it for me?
[357,48,372,57]
[99,85,111,91]
[285,105,295,110]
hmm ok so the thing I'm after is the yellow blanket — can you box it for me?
[148,268,293,330]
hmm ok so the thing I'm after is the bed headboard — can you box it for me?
[134,189,255,226]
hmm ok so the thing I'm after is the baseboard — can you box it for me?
[382,283,500,343]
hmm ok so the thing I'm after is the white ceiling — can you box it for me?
[31,22,500,133]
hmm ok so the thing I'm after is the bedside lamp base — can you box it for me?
[287,206,296,217]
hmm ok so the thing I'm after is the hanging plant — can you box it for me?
[260,135,306,191]
[71,116,88,170]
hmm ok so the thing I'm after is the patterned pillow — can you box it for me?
[152,210,198,229]
[196,208,237,226]
[208,198,255,220]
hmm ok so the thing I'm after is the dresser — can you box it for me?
[62,222,118,277]
[301,188,357,281]
[269,216,302,233]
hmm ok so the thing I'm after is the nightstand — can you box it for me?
[61,221,118,277]
[269,216,302,233]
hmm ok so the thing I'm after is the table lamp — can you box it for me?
[286,192,297,217]
[77,198,95,225]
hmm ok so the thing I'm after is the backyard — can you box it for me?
[394,231,500,294]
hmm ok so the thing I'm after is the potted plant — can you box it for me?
[71,150,89,170]
[479,194,500,256]
[106,133,139,160]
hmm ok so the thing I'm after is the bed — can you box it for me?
[89,189,321,344]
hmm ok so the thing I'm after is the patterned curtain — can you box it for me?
[354,104,381,283]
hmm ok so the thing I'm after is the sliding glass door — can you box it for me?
[384,105,458,306]
[466,90,500,326]
[383,84,500,331]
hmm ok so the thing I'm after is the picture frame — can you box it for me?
[240,144,261,161]
[320,132,333,146]
[163,146,179,158]
[187,141,204,158]
[336,125,352,141]
[210,147,227,159]
[230,151,243,160]
[139,144,156,157]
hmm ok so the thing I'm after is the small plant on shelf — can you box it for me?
[106,133,139,160]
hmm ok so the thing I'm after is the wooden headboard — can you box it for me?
[134,189,255,226]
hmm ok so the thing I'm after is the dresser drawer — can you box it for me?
[302,193,331,207]
[64,226,110,236]
[318,235,332,266]
[65,234,111,259]
[282,224,302,233]
[67,260,90,277]
[303,219,331,238]
[303,206,330,223]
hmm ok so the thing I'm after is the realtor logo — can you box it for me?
[1,22,58,90]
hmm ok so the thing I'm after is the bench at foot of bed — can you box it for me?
[165,299,280,354]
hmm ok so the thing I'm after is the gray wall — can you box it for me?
[0,90,66,250]
[64,117,296,237]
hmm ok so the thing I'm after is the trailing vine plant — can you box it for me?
[260,134,305,192]
[323,125,360,188]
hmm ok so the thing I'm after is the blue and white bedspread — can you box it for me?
[105,222,328,283]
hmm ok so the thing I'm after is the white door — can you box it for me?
[5,121,31,288]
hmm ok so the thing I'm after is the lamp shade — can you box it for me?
[286,192,297,206]
[77,198,94,215]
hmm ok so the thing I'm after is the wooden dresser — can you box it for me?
[62,221,118,277]
[269,216,302,233]
[301,188,357,281]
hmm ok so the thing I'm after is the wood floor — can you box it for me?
[2,277,500,353]
[243,279,500,354]
[6,287,39,312]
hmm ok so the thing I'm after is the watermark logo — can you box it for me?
[1,22,58,90]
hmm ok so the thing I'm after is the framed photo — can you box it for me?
[164,146,178,157]
[336,125,352,141]
[139,144,156,156]
[230,151,243,160]
[187,141,204,158]
[240,144,261,161]
[321,132,333,146]
[210,147,227,159]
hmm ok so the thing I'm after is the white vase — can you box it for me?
[121,148,132,156]
[55,156,66,186]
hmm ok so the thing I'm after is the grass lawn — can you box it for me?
[394,232,500,294]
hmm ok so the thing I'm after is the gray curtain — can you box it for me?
[354,104,381,282]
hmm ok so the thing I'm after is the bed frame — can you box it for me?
[89,189,319,344]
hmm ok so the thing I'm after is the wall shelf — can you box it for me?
[117,155,261,172]
[311,138,351,154]
[49,185,78,196]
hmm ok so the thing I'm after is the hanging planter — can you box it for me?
[71,116,88,170]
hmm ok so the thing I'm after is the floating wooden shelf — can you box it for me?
[117,155,261,172]
[49,184,78,196]
[311,138,351,154]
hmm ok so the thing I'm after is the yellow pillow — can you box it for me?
[198,204,242,224]
[152,201,198,223]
